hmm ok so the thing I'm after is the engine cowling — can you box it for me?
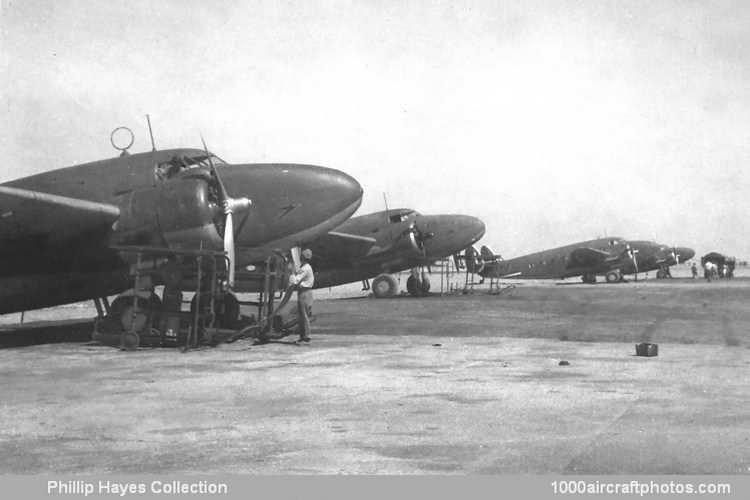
[111,171,222,250]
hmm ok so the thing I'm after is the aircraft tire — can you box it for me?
[420,273,431,294]
[581,273,596,284]
[656,269,666,279]
[121,331,140,351]
[221,293,241,328]
[113,294,161,336]
[406,275,420,296]
[190,292,241,328]
[605,270,622,284]
[372,274,398,298]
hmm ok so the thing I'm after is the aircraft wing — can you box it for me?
[0,186,120,254]
[568,247,620,267]
[308,230,379,264]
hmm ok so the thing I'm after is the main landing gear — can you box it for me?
[371,274,399,298]
[605,269,622,283]
[581,273,597,284]
[92,247,292,350]
[406,269,430,297]
[371,268,432,298]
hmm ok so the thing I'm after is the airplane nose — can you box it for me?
[462,215,486,243]
[419,214,486,258]
[678,247,696,261]
[218,163,363,248]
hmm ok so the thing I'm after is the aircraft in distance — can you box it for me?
[466,237,641,284]
[617,241,695,279]
[293,208,486,298]
[0,133,363,318]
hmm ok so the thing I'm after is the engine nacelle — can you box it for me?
[464,245,485,274]
[111,173,222,251]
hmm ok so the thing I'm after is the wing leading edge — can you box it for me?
[0,186,120,253]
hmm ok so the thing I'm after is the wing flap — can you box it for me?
[0,186,120,252]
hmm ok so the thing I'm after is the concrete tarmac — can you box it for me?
[0,277,748,474]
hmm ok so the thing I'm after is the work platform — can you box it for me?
[92,246,300,350]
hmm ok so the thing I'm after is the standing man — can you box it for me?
[290,248,314,342]
[691,262,698,279]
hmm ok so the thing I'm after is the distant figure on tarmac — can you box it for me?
[691,263,698,279]
[290,248,315,342]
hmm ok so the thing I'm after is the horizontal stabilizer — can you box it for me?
[0,186,120,252]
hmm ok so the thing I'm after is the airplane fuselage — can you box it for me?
[476,238,630,280]
[304,209,486,289]
[0,148,363,314]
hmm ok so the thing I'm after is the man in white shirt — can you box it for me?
[704,261,713,282]
[290,248,314,342]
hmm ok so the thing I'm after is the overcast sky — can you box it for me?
[2,0,748,258]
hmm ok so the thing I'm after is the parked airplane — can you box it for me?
[296,208,485,297]
[465,237,640,284]
[0,135,363,318]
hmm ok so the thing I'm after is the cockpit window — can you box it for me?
[155,152,227,180]
[183,153,226,167]
[608,239,621,246]
[388,210,416,224]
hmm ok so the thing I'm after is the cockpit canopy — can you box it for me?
[388,210,418,224]
[155,152,226,180]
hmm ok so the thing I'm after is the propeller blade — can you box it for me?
[224,212,235,287]
[201,136,229,202]
[200,135,251,287]
[627,244,639,279]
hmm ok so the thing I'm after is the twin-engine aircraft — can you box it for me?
[0,142,363,316]
[466,237,634,284]
[291,208,485,297]
[617,241,695,278]
[465,238,694,284]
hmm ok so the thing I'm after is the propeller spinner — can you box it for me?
[201,137,251,287]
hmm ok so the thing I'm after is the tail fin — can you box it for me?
[480,245,499,263]
[464,245,485,274]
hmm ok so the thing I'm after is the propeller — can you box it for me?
[404,220,434,256]
[627,243,639,280]
[201,137,251,287]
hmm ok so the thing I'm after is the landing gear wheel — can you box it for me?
[121,331,140,350]
[656,269,667,279]
[419,273,431,294]
[190,292,240,328]
[112,294,161,343]
[605,270,622,283]
[581,273,596,284]
[372,274,398,298]
[406,275,419,296]
[220,293,240,328]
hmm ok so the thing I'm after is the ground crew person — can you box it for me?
[691,263,698,278]
[289,248,314,342]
